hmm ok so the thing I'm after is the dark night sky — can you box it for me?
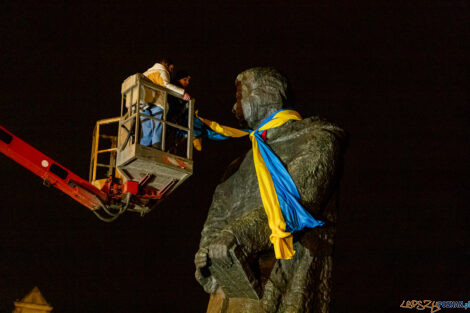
[0,1,468,312]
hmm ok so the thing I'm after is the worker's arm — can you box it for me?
[159,70,190,99]
[145,70,189,98]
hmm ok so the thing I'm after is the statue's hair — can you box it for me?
[235,67,290,128]
[235,67,288,103]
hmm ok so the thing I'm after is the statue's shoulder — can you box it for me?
[296,116,345,139]
[268,115,346,145]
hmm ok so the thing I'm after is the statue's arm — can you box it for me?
[290,124,345,219]
[198,185,231,249]
[224,206,271,256]
[195,206,271,294]
[194,186,232,292]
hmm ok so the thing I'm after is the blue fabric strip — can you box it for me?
[253,129,324,233]
[193,116,232,140]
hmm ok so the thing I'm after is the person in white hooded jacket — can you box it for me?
[143,59,191,100]
[140,58,190,148]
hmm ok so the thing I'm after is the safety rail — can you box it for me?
[119,73,195,161]
[89,117,120,185]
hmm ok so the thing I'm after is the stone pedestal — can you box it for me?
[206,290,266,313]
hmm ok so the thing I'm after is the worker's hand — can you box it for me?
[183,92,191,101]
[208,231,237,268]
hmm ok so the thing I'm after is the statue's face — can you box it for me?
[232,80,275,129]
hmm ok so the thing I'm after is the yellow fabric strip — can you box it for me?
[197,115,249,138]
[258,110,302,131]
[193,137,203,151]
[251,110,302,259]
[250,133,295,259]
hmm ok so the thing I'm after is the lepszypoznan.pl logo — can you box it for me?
[400,300,470,313]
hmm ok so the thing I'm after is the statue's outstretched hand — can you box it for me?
[194,247,219,294]
[208,230,237,268]
[195,247,208,270]
[194,231,237,293]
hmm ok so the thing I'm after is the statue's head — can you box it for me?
[232,67,288,129]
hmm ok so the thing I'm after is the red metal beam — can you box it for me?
[0,125,108,211]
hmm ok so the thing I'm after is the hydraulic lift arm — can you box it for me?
[0,125,110,210]
[0,125,142,221]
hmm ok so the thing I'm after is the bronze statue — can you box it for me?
[195,67,346,313]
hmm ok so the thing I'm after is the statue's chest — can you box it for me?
[219,139,300,214]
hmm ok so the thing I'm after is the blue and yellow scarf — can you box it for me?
[195,109,324,259]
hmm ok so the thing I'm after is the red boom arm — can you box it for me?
[0,125,108,211]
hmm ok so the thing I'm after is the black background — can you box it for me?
[0,1,468,312]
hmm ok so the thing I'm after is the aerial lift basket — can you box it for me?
[89,74,195,213]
